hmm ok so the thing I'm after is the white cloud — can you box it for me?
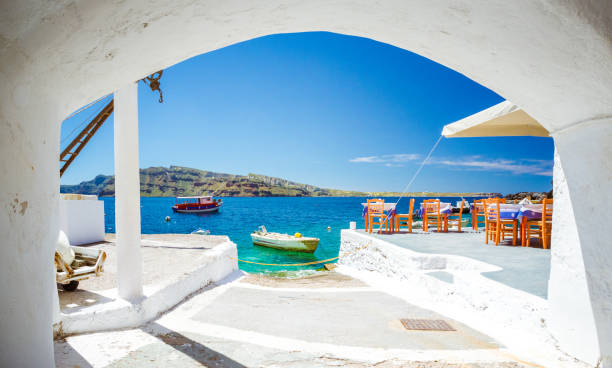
[349,153,421,164]
[349,153,552,176]
[430,156,552,176]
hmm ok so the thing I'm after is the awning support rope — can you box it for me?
[394,134,444,207]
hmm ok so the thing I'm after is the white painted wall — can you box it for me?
[58,198,105,246]
[552,120,612,368]
[0,1,611,366]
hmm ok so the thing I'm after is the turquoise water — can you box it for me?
[101,196,482,275]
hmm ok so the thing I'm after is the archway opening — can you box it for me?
[58,31,554,281]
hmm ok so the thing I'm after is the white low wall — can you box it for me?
[60,240,238,335]
[59,197,105,245]
[338,230,586,368]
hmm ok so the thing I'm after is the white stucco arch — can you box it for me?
[1,1,611,367]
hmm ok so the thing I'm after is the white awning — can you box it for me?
[442,100,549,138]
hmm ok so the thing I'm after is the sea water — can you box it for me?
[101,196,482,275]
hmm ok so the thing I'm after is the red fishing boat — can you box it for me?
[172,196,222,213]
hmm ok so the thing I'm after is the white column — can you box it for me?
[114,83,143,301]
[551,119,612,367]
[548,148,599,364]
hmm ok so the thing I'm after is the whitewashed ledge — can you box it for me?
[58,239,238,336]
[337,229,588,368]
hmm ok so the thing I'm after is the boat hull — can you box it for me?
[172,205,220,213]
[251,234,319,253]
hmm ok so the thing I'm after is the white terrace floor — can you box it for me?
[55,271,531,368]
[54,231,582,367]
[361,229,551,298]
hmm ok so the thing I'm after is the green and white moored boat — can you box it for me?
[251,226,319,253]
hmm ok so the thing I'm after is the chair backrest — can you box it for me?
[408,198,415,215]
[367,198,385,215]
[485,198,502,221]
[474,199,486,215]
[423,199,440,215]
[542,198,553,223]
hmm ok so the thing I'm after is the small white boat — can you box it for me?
[191,228,210,235]
[251,226,319,253]
[451,201,471,213]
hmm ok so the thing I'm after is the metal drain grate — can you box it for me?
[400,319,456,331]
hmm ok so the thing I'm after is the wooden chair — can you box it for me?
[447,199,465,232]
[423,199,444,232]
[394,198,415,233]
[524,198,553,248]
[367,198,389,234]
[484,198,518,246]
[472,199,486,231]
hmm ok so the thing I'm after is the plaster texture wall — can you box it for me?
[0,80,58,368]
[551,120,612,368]
[0,1,611,366]
[58,198,104,246]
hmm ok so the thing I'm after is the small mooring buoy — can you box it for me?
[327,226,331,231]
[164,216,170,222]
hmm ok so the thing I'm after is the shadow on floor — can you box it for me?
[54,339,94,368]
[145,322,247,368]
[59,288,115,314]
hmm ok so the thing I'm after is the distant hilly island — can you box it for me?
[60,166,501,198]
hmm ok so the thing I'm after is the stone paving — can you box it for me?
[55,272,532,367]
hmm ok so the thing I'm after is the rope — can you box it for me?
[62,93,112,123]
[60,96,112,144]
[394,134,444,207]
[231,241,371,267]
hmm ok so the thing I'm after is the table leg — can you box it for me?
[444,214,448,232]
[521,219,525,247]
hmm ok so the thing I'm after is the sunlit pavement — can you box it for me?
[55,271,530,367]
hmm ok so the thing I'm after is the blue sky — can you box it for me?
[60,32,554,193]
